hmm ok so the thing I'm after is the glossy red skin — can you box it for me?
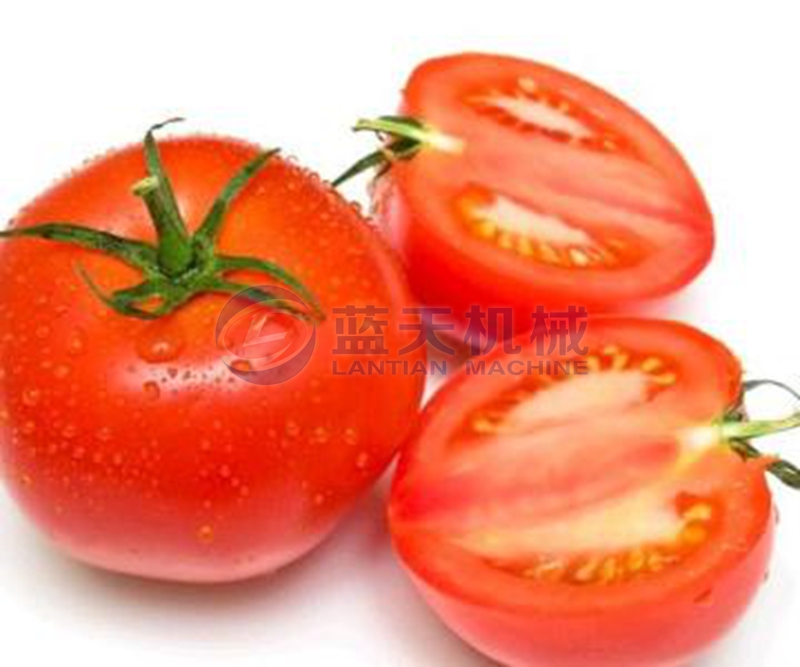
[406,523,771,667]
[374,53,714,330]
[0,136,425,582]
[389,319,774,667]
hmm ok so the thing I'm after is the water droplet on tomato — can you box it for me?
[53,364,71,379]
[62,424,78,439]
[21,388,41,407]
[142,381,161,400]
[68,335,85,356]
[230,359,252,372]
[197,525,215,544]
[35,325,50,340]
[136,329,185,363]
[355,452,370,470]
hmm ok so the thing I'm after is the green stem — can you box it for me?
[720,379,800,489]
[142,118,188,234]
[131,175,193,275]
[721,414,800,441]
[133,119,195,275]
[333,115,463,187]
[353,117,430,145]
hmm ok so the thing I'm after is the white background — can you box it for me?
[1,1,799,665]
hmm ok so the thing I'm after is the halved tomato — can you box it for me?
[389,319,775,667]
[359,54,713,327]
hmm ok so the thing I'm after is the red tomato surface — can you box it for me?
[374,53,714,328]
[0,136,425,582]
[390,319,773,667]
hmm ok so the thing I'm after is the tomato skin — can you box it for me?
[373,53,714,327]
[0,136,425,582]
[389,319,774,667]
[395,487,772,667]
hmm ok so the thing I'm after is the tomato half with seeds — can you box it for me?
[389,319,789,667]
[0,123,425,583]
[341,53,713,324]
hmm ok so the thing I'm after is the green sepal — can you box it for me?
[0,224,157,270]
[215,254,323,320]
[208,278,310,321]
[0,121,323,323]
[77,268,164,320]
[722,379,800,490]
[195,149,279,246]
[332,137,420,187]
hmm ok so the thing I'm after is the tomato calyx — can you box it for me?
[709,379,800,488]
[0,119,323,321]
[332,115,462,186]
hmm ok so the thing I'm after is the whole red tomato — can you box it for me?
[389,318,798,667]
[0,123,425,583]
[339,53,714,329]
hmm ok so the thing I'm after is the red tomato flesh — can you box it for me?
[390,319,773,667]
[375,53,714,324]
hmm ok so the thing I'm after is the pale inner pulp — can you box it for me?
[477,92,593,139]
[473,195,592,247]
[450,369,712,559]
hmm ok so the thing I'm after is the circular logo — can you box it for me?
[216,286,316,385]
